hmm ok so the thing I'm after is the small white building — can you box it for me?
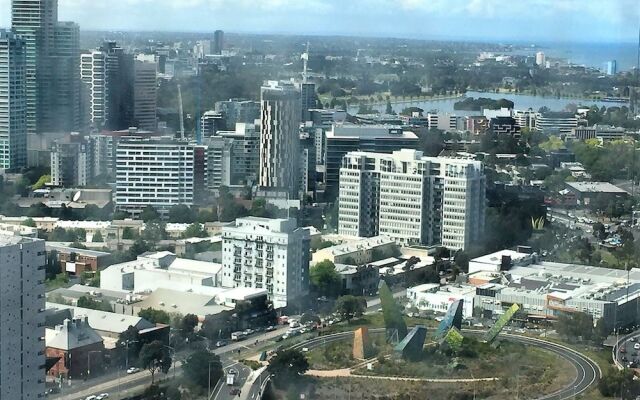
[100,251,223,294]
[221,217,310,309]
[406,283,475,318]
[468,249,536,274]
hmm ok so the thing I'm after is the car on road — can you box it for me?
[265,325,276,332]
[216,340,228,347]
[229,388,241,396]
[126,367,140,374]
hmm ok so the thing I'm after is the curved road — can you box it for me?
[283,329,600,400]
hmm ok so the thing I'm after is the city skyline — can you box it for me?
[1,0,639,43]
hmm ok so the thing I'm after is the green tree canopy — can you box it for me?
[140,206,161,222]
[334,295,366,323]
[139,340,172,383]
[77,295,112,312]
[115,326,142,368]
[267,349,309,389]
[183,351,223,389]
[168,204,196,224]
[183,223,208,238]
[92,231,104,243]
[180,314,199,336]
[139,308,171,325]
[309,260,342,298]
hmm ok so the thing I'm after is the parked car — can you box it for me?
[265,325,276,332]
[126,367,140,374]
[97,394,110,400]
[216,340,228,347]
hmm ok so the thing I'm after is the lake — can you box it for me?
[350,91,629,115]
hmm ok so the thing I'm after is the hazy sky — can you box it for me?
[0,0,638,43]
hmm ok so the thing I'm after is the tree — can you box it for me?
[379,281,407,339]
[599,367,638,399]
[183,351,223,389]
[22,218,36,227]
[267,349,309,389]
[122,227,136,240]
[77,295,112,312]
[92,231,104,243]
[140,206,161,222]
[183,223,208,238]
[142,221,167,245]
[250,198,272,218]
[115,326,142,368]
[556,311,595,341]
[168,204,196,224]
[592,222,607,241]
[453,251,470,272]
[385,99,394,115]
[139,340,172,383]
[309,260,342,298]
[334,295,366,323]
[139,308,171,325]
[197,209,218,223]
[433,246,449,261]
[180,314,199,336]
[45,250,61,280]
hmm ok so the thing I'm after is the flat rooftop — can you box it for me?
[565,182,628,194]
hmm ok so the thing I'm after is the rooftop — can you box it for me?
[134,288,232,317]
[45,302,154,334]
[46,243,111,258]
[318,236,396,257]
[327,123,418,140]
[45,317,103,351]
[565,181,628,194]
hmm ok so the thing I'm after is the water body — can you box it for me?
[352,91,629,115]
[516,42,638,72]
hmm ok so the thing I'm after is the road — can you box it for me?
[50,326,288,400]
[259,328,601,400]
[613,330,640,370]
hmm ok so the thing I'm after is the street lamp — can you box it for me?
[120,339,140,370]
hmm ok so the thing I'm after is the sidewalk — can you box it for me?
[238,367,268,400]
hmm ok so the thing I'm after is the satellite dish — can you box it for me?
[72,191,82,202]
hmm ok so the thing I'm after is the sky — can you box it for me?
[0,0,639,43]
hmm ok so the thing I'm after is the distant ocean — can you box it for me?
[512,42,639,72]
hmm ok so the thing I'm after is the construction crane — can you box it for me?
[177,84,185,139]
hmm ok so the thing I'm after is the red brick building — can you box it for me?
[45,316,105,380]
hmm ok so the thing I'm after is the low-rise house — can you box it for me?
[46,317,105,380]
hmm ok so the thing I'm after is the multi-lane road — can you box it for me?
[50,326,288,400]
[271,328,601,400]
[52,318,601,400]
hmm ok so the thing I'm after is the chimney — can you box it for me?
[500,255,512,271]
